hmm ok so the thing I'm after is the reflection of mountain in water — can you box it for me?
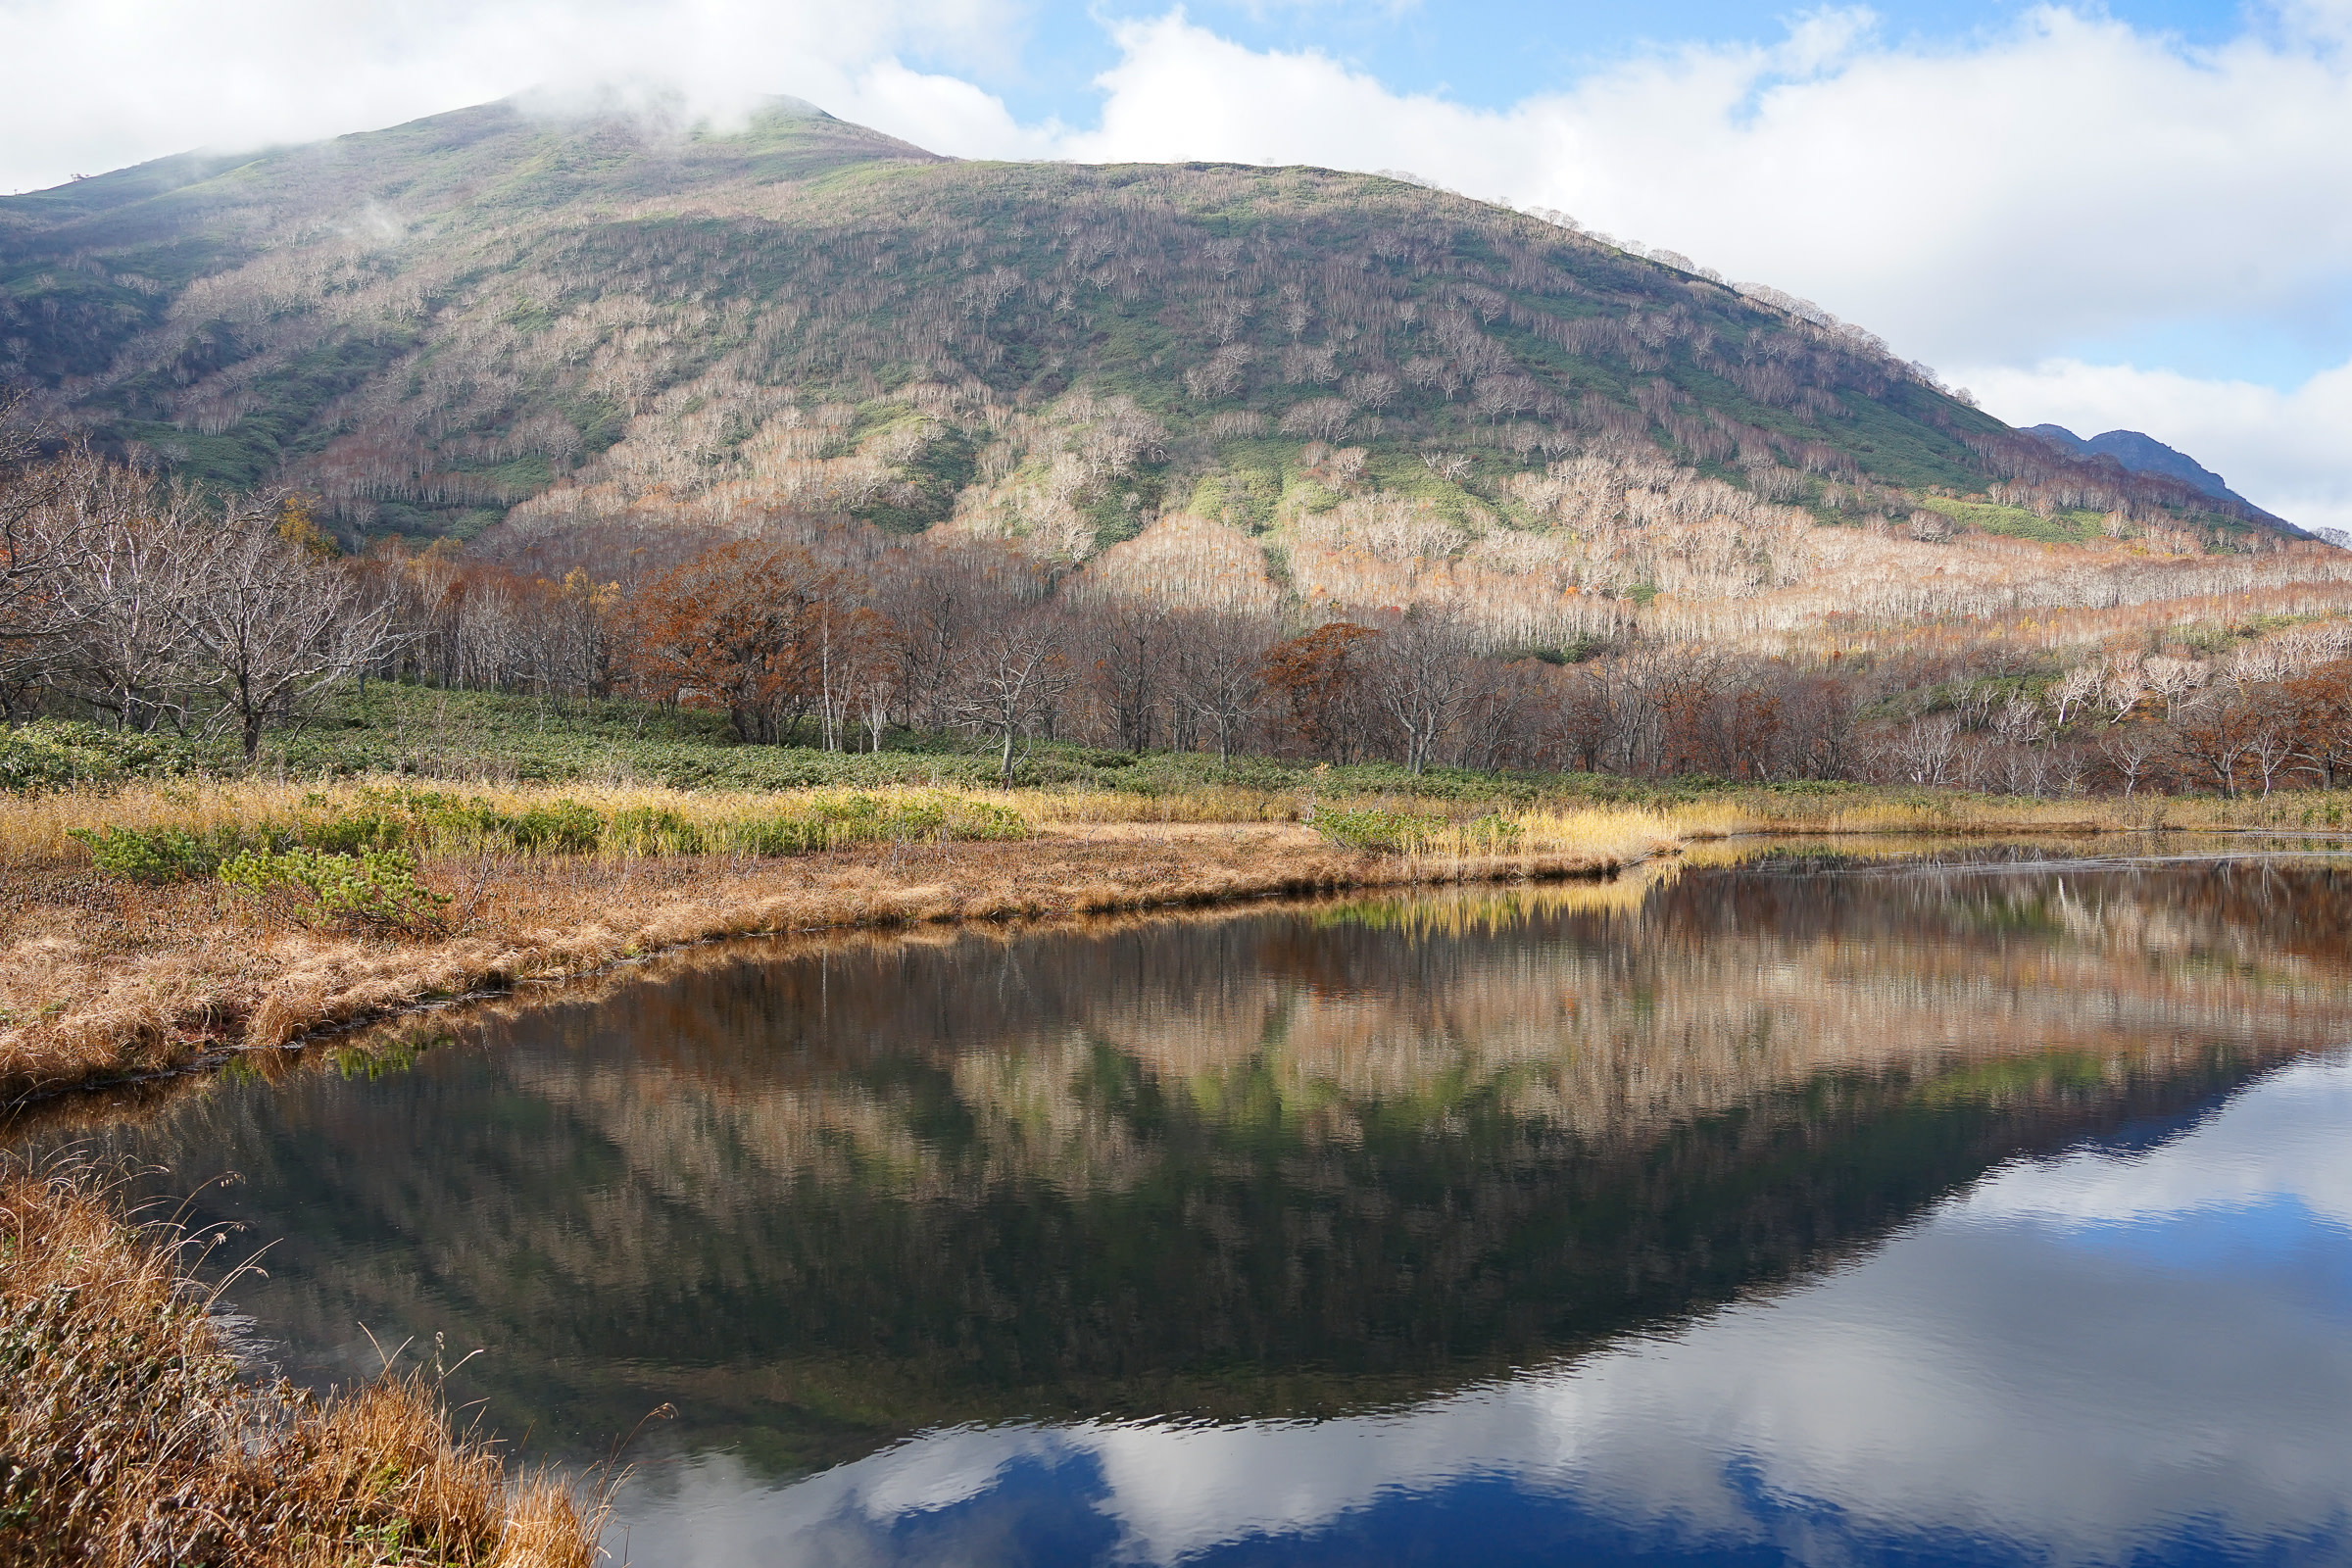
[624,1055,2352,1567]
[46,856,2352,1479]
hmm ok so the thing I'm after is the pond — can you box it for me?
[24,844,2352,1566]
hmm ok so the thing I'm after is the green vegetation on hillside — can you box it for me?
[0,97,2266,573]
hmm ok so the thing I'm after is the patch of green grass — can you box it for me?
[1915,495,2104,545]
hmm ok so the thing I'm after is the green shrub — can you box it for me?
[723,793,1028,857]
[940,798,1028,842]
[1310,807,1447,853]
[2,721,202,793]
[69,824,272,882]
[1460,811,1524,848]
[505,800,605,854]
[321,787,607,856]
[219,846,450,931]
[300,808,409,855]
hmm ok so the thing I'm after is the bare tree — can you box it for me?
[2095,656,2147,725]
[1364,607,1478,776]
[37,466,203,731]
[0,426,109,699]
[2096,730,2161,797]
[1171,609,1271,762]
[2244,704,2298,798]
[956,608,1076,784]
[2170,687,2262,798]
[2141,656,2206,723]
[2046,663,2102,729]
[1452,658,1542,772]
[1278,398,1354,443]
[177,497,401,760]
[1085,598,1170,754]
[1887,713,1961,786]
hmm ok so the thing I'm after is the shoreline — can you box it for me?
[3,825,1654,1105]
[7,785,2343,1109]
[0,1155,607,1566]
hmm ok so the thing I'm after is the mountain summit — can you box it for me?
[2024,424,2268,515]
[2,99,2337,642]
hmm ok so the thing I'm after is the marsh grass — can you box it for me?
[18,772,2284,879]
[1,780,1031,872]
[6,764,2342,1105]
[0,1154,607,1567]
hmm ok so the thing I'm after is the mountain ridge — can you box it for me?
[5,97,2341,646]
[2024,422,2271,517]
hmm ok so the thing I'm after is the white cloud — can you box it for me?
[1020,9,2352,375]
[971,5,2352,522]
[1955,1053,2352,1225]
[828,59,1062,162]
[0,0,1024,192]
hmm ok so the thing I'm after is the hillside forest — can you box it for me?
[3,100,2350,798]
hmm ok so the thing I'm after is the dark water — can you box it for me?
[24,848,2352,1566]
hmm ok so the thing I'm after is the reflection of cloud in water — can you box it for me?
[1959,1053,2352,1231]
[614,1054,2352,1566]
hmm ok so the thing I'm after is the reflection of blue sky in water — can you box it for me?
[612,1053,2352,1567]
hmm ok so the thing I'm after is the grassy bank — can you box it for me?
[0,1156,602,1567]
[4,770,2341,1103]
[7,685,2347,1102]
[10,682,2351,828]
[1,786,1686,1102]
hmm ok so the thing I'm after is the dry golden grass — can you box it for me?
[5,772,2335,868]
[1,807,1664,1100]
[0,779,1020,867]
[5,770,2337,1103]
[0,1155,606,1567]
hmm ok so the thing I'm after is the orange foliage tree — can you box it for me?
[2286,660,2352,789]
[1260,621,1378,762]
[619,541,840,742]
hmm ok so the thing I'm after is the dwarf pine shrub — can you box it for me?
[68,824,280,882]
[220,846,450,932]
[1310,807,1448,854]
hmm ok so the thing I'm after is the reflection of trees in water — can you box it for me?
[48,859,2352,1479]
[500,857,2352,1192]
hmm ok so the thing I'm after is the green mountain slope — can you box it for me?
[3,98,2332,639]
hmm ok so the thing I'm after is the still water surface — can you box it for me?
[29,847,2352,1566]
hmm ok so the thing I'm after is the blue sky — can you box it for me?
[4,0,2350,526]
[956,0,2257,127]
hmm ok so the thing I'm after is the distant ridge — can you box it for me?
[2026,424,2275,519]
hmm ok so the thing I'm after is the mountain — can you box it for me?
[2024,423,2271,514]
[3,98,2340,644]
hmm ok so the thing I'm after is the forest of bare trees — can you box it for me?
[0,423,400,759]
[7,410,2349,800]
